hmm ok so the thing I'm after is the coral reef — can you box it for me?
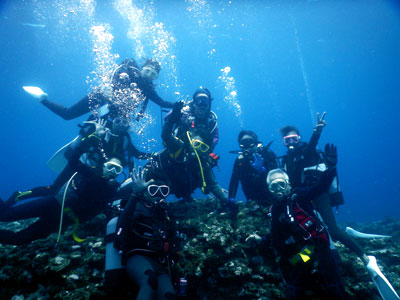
[0,199,399,299]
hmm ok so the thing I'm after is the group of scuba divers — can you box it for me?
[1,58,398,300]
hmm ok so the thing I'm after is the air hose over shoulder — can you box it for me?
[56,171,85,246]
[186,131,207,193]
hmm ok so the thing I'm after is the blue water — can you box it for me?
[1,0,399,223]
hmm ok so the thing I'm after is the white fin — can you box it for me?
[345,227,391,239]
[47,136,79,173]
[367,256,400,300]
[22,86,46,99]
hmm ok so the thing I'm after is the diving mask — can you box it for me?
[113,117,130,128]
[283,134,301,146]
[191,139,210,153]
[269,178,291,199]
[193,94,211,107]
[239,138,256,149]
[103,161,123,176]
[141,66,159,81]
[148,184,170,198]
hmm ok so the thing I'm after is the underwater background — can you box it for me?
[1,0,400,224]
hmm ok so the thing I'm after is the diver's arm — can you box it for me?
[307,112,327,150]
[135,98,149,121]
[117,194,139,231]
[115,194,140,251]
[208,112,219,150]
[263,148,278,170]
[296,167,336,202]
[147,89,174,108]
[161,119,184,152]
[228,159,240,200]
[307,127,322,151]
[211,127,219,151]
[66,135,101,176]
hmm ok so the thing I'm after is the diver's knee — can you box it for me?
[144,269,157,290]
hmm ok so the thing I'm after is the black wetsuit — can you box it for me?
[281,128,322,188]
[115,194,178,300]
[161,113,227,203]
[271,168,345,299]
[51,120,149,193]
[41,59,173,120]
[282,130,365,260]
[228,146,277,204]
[0,138,119,245]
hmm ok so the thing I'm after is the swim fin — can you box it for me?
[22,86,47,99]
[47,136,79,173]
[345,227,391,239]
[367,255,400,300]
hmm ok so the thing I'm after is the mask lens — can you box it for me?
[148,185,159,197]
[159,185,170,197]
[113,118,121,126]
[200,144,209,152]
[122,118,130,127]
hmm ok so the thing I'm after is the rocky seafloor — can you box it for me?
[0,198,399,300]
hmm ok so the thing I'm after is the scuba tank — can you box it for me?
[105,216,125,289]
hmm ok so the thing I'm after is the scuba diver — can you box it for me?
[0,129,124,245]
[268,144,346,299]
[162,95,231,207]
[47,115,150,196]
[169,87,219,151]
[279,112,327,188]
[280,114,399,300]
[280,114,368,261]
[228,130,277,204]
[25,58,174,121]
[107,167,182,300]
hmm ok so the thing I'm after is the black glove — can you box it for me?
[168,101,184,123]
[323,143,337,167]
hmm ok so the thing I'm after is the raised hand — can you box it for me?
[131,166,154,194]
[323,143,337,167]
[315,112,327,132]
[250,153,266,174]
[168,100,184,123]
[84,118,109,138]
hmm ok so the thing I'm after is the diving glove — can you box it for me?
[131,166,154,194]
[323,143,337,167]
[168,100,184,123]
[250,154,266,174]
